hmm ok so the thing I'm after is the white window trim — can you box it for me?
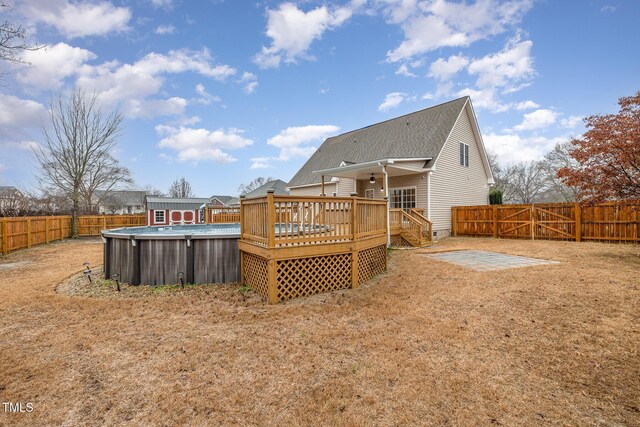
[389,186,417,210]
[460,142,469,167]
[154,210,165,223]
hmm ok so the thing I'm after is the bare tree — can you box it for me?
[34,89,131,236]
[539,142,579,202]
[141,184,165,197]
[504,161,549,204]
[238,176,274,195]
[0,186,29,216]
[1,2,43,78]
[168,177,194,198]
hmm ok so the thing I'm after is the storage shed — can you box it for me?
[145,196,210,226]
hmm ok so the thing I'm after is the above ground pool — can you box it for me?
[102,224,241,286]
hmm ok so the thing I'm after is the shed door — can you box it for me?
[171,211,183,224]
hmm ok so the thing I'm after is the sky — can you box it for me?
[1,0,639,197]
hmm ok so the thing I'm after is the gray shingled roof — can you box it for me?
[209,195,236,206]
[145,196,209,210]
[244,179,290,198]
[95,190,147,205]
[288,97,469,187]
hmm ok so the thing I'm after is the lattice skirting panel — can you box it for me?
[390,235,412,247]
[276,253,352,302]
[242,253,269,300]
[358,245,387,285]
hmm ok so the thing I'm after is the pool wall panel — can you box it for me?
[193,238,240,283]
[139,240,187,286]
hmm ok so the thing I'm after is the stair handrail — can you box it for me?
[409,208,432,241]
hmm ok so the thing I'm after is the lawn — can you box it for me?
[0,237,638,426]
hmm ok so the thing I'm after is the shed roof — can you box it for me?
[288,96,468,187]
[244,179,290,198]
[145,196,209,210]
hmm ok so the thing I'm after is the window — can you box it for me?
[154,210,165,223]
[460,142,469,167]
[390,187,416,211]
[364,189,375,199]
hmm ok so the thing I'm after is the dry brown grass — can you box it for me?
[0,237,638,426]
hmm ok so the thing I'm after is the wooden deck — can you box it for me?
[238,192,390,303]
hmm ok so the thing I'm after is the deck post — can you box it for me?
[267,259,278,304]
[266,190,276,248]
[493,206,498,238]
[384,196,390,247]
[575,203,582,242]
[351,251,359,289]
[321,175,325,196]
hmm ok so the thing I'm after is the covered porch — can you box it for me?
[314,159,433,247]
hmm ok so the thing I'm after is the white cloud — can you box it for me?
[238,72,258,94]
[378,92,407,111]
[385,0,533,62]
[428,54,469,80]
[155,24,176,35]
[516,100,539,110]
[151,0,173,8]
[601,4,616,13]
[250,157,272,169]
[17,42,96,90]
[267,125,340,160]
[253,2,354,68]
[129,97,188,118]
[156,125,253,163]
[75,48,236,118]
[0,94,45,127]
[484,132,567,164]
[194,84,221,105]
[467,39,534,90]
[395,64,416,77]
[20,0,131,38]
[514,108,557,131]
[457,87,509,112]
[561,115,582,129]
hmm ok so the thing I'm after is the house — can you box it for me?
[94,190,147,215]
[287,96,494,237]
[209,195,240,207]
[145,196,210,226]
[243,179,289,198]
[0,186,28,216]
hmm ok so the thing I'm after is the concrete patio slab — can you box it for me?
[423,250,559,271]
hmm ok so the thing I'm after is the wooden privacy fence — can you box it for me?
[238,192,389,304]
[204,206,240,224]
[452,201,640,243]
[0,214,146,254]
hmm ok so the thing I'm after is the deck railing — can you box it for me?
[204,206,241,224]
[389,208,432,244]
[240,193,388,248]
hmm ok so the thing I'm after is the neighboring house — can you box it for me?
[145,196,209,226]
[243,179,289,198]
[287,96,494,237]
[94,190,147,215]
[209,195,240,207]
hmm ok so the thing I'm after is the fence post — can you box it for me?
[575,203,581,242]
[531,204,535,240]
[27,218,32,248]
[1,220,6,255]
[493,206,498,238]
[45,217,50,243]
[451,207,457,237]
[102,216,107,232]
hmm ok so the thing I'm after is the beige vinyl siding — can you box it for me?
[430,106,490,235]
[336,177,356,196]
[289,183,336,196]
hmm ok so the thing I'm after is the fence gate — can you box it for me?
[533,204,576,240]
[497,206,532,238]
